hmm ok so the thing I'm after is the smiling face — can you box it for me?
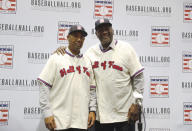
[96,24,113,49]
[67,31,85,55]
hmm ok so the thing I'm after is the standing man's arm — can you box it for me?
[54,46,66,55]
[39,81,56,130]
[122,43,144,122]
[87,61,97,128]
[128,72,144,122]
[88,85,97,128]
[132,72,144,102]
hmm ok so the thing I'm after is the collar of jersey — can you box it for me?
[99,39,117,52]
[65,47,83,58]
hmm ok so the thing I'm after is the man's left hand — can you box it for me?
[127,104,140,122]
[88,112,96,128]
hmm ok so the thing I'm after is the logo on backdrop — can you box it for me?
[183,102,192,125]
[31,0,81,12]
[182,81,192,92]
[24,106,42,119]
[94,0,113,19]
[58,21,79,44]
[151,26,170,47]
[149,128,170,131]
[183,3,192,23]
[0,78,39,91]
[143,107,170,119]
[182,51,192,73]
[0,45,13,69]
[139,55,170,67]
[0,23,44,36]
[91,28,139,40]
[150,76,169,98]
[182,32,192,42]
[125,0,172,17]
[28,52,51,64]
[0,101,10,126]
[0,0,16,14]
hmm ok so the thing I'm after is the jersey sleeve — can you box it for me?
[38,80,53,118]
[85,55,97,112]
[125,44,144,77]
[38,54,57,88]
[132,72,144,104]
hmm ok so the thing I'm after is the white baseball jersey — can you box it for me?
[38,49,96,130]
[85,39,144,123]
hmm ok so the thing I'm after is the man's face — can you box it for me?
[67,31,85,53]
[96,24,113,48]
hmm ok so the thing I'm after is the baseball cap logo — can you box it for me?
[100,19,105,23]
[77,25,82,30]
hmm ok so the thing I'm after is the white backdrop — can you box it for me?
[0,0,192,131]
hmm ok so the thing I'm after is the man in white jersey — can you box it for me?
[87,18,144,131]
[38,25,96,131]
[55,19,144,131]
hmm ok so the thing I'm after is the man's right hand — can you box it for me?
[44,116,56,130]
[54,46,66,55]
[127,103,140,122]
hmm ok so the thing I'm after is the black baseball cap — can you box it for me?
[68,25,88,37]
[95,18,112,30]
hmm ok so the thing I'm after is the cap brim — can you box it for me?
[69,30,88,37]
[95,23,112,30]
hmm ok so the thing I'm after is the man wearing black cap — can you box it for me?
[84,18,144,131]
[55,19,144,131]
[38,25,96,131]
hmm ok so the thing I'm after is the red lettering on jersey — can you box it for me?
[92,61,99,69]
[108,61,114,68]
[83,67,88,73]
[92,60,123,71]
[101,61,107,70]
[76,66,81,74]
[113,65,123,71]
[60,68,66,77]
[86,71,90,77]
[67,66,75,73]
